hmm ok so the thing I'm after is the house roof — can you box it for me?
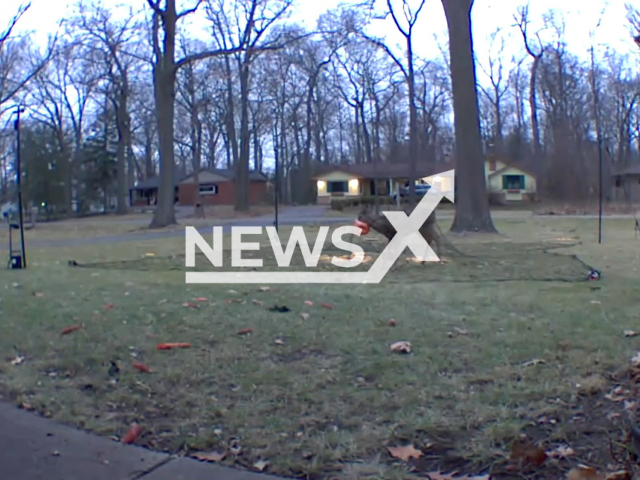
[131,166,187,191]
[131,167,268,190]
[180,168,268,183]
[488,163,536,178]
[312,161,454,180]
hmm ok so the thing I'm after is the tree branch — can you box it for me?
[177,0,205,19]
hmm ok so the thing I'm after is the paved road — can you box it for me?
[19,206,640,249]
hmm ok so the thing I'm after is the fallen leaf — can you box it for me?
[624,330,638,338]
[424,472,489,480]
[228,289,238,294]
[547,445,574,458]
[182,302,198,308]
[156,343,191,350]
[511,437,547,466]
[253,459,269,471]
[238,328,253,335]
[10,355,24,365]
[388,318,397,327]
[33,291,43,297]
[121,424,142,444]
[300,313,310,320]
[632,352,640,366]
[605,386,627,402]
[453,327,469,335]
[252,299,264,306]
[390,341,412,354]
[18,402,33,410]
[144,253,155,257]
[274,338,285,345]
[104,303,114,311]
[133,362,151,373]
[191,451,226,463]
[61,325,81,335]
[304,300,313,306]
[567,465,603,480]
[229,437,241,454]
[387,444,422,461]
[195,297,208,302]
[624,400,637,411]
[320,303,333,309]
[606,470,631,480]
[521,358,545,367]
[258,286,271,292]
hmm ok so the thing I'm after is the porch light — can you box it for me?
[317,180,326,189]
[433,176,442,183]
[349,179,359,189]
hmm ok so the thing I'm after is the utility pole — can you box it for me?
[13,105,27,268]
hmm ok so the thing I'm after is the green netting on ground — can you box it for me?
[71,241,596,283]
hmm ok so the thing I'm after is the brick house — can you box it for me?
[177,168,269,206]
[129,167,186,207]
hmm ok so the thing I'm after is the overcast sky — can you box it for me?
[3,0,637,70]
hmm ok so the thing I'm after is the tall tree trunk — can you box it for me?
[149,1,178,228]
[441,0,497,233]
[235,60,251,212]
[150,64,177,227]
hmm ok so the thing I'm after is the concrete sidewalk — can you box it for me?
[0,402,284,480]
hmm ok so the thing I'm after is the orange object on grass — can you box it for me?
[133,362,151,373]
[354,219,370,235]
[61,325,81,335]
[121,424,143,444]
[156,343,191,350]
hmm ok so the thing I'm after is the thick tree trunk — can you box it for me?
[150,66,177,227]
[441,0,497,233]
[115,88,129,215]
[235,62,251,212]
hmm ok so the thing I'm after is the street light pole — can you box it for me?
[13,105,27,268]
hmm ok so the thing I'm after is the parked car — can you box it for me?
[392,183,431,202]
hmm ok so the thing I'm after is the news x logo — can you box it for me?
[185,169,454,284]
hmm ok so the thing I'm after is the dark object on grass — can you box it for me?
[587,269,601,281]
[108,360,120,378]
[269,305,290,313]
[68,260,79,267]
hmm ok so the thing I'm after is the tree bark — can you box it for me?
[441,0,497,233]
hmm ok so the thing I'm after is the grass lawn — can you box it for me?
[1,215,640,479]
[0,205,275,242]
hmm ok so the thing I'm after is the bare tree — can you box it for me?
[0,2,58,110]
[514,4,545,171]
[358,0,426,206]
[440,0,496,232]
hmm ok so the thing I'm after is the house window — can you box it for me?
[199,184,218,195]
[502,175,525,190]
[327,181,348,193]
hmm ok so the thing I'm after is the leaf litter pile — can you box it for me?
[72,240,594,283]
[1,240,638,480]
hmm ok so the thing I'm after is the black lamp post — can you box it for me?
[12,105,26,269]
